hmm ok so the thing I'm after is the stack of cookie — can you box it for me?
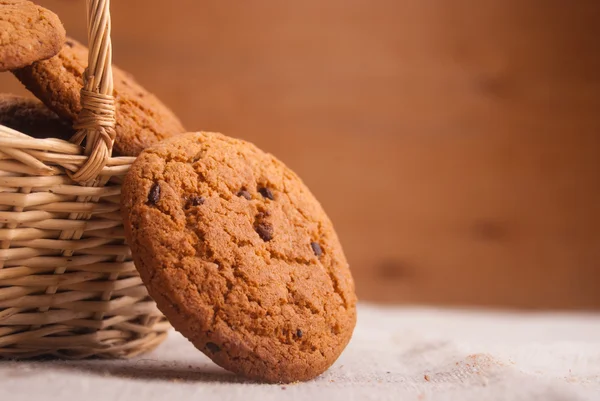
[1,0,356,383]
[1,0,184,155]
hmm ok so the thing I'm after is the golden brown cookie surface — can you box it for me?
[0,0,65,71]
[0,94,73,139]
[13,38,185,156]
[122,132,357,383]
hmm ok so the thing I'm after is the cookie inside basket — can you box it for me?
[0,94,73,140]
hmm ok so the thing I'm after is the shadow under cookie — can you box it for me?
[11,359,252,384]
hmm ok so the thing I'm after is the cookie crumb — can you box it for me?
[424,374,430,381]
[281,386,287,390]
[186,196,205,207]
[147,183,161,205]
[311,242,323,257]
[206,342,221,353]
[237,189,252,200]
[258,187,274,200]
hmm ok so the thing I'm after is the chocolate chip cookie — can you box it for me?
[0,0,65,71]
[121,132,357,383]
[13,38,185,156]
[0,94,73,139]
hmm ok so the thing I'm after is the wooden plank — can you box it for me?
[2,0,599,309]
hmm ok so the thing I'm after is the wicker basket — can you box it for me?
[0,0,169,358]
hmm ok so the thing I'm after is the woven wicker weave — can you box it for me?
[0,0,169,358]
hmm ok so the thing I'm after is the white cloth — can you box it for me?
[3,304,600,401]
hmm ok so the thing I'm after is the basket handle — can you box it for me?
[69,0,115,185]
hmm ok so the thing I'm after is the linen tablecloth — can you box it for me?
[2,303,599,401]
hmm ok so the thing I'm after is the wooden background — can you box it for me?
[2,0,599,309]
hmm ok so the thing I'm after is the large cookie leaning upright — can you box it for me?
[121,132,357,383]
[0,0,65,71]
[13,38,185,156]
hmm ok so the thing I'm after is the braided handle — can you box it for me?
[69,0,115,185]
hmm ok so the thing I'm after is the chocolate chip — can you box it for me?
[237,190,252,200]
[311,242,322,257]
[258,187,274,200]
[255,222,274,241]
[147,183,160,205]
[186,196,205,208]
[205,342,220,353]
[296,329,303,338]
